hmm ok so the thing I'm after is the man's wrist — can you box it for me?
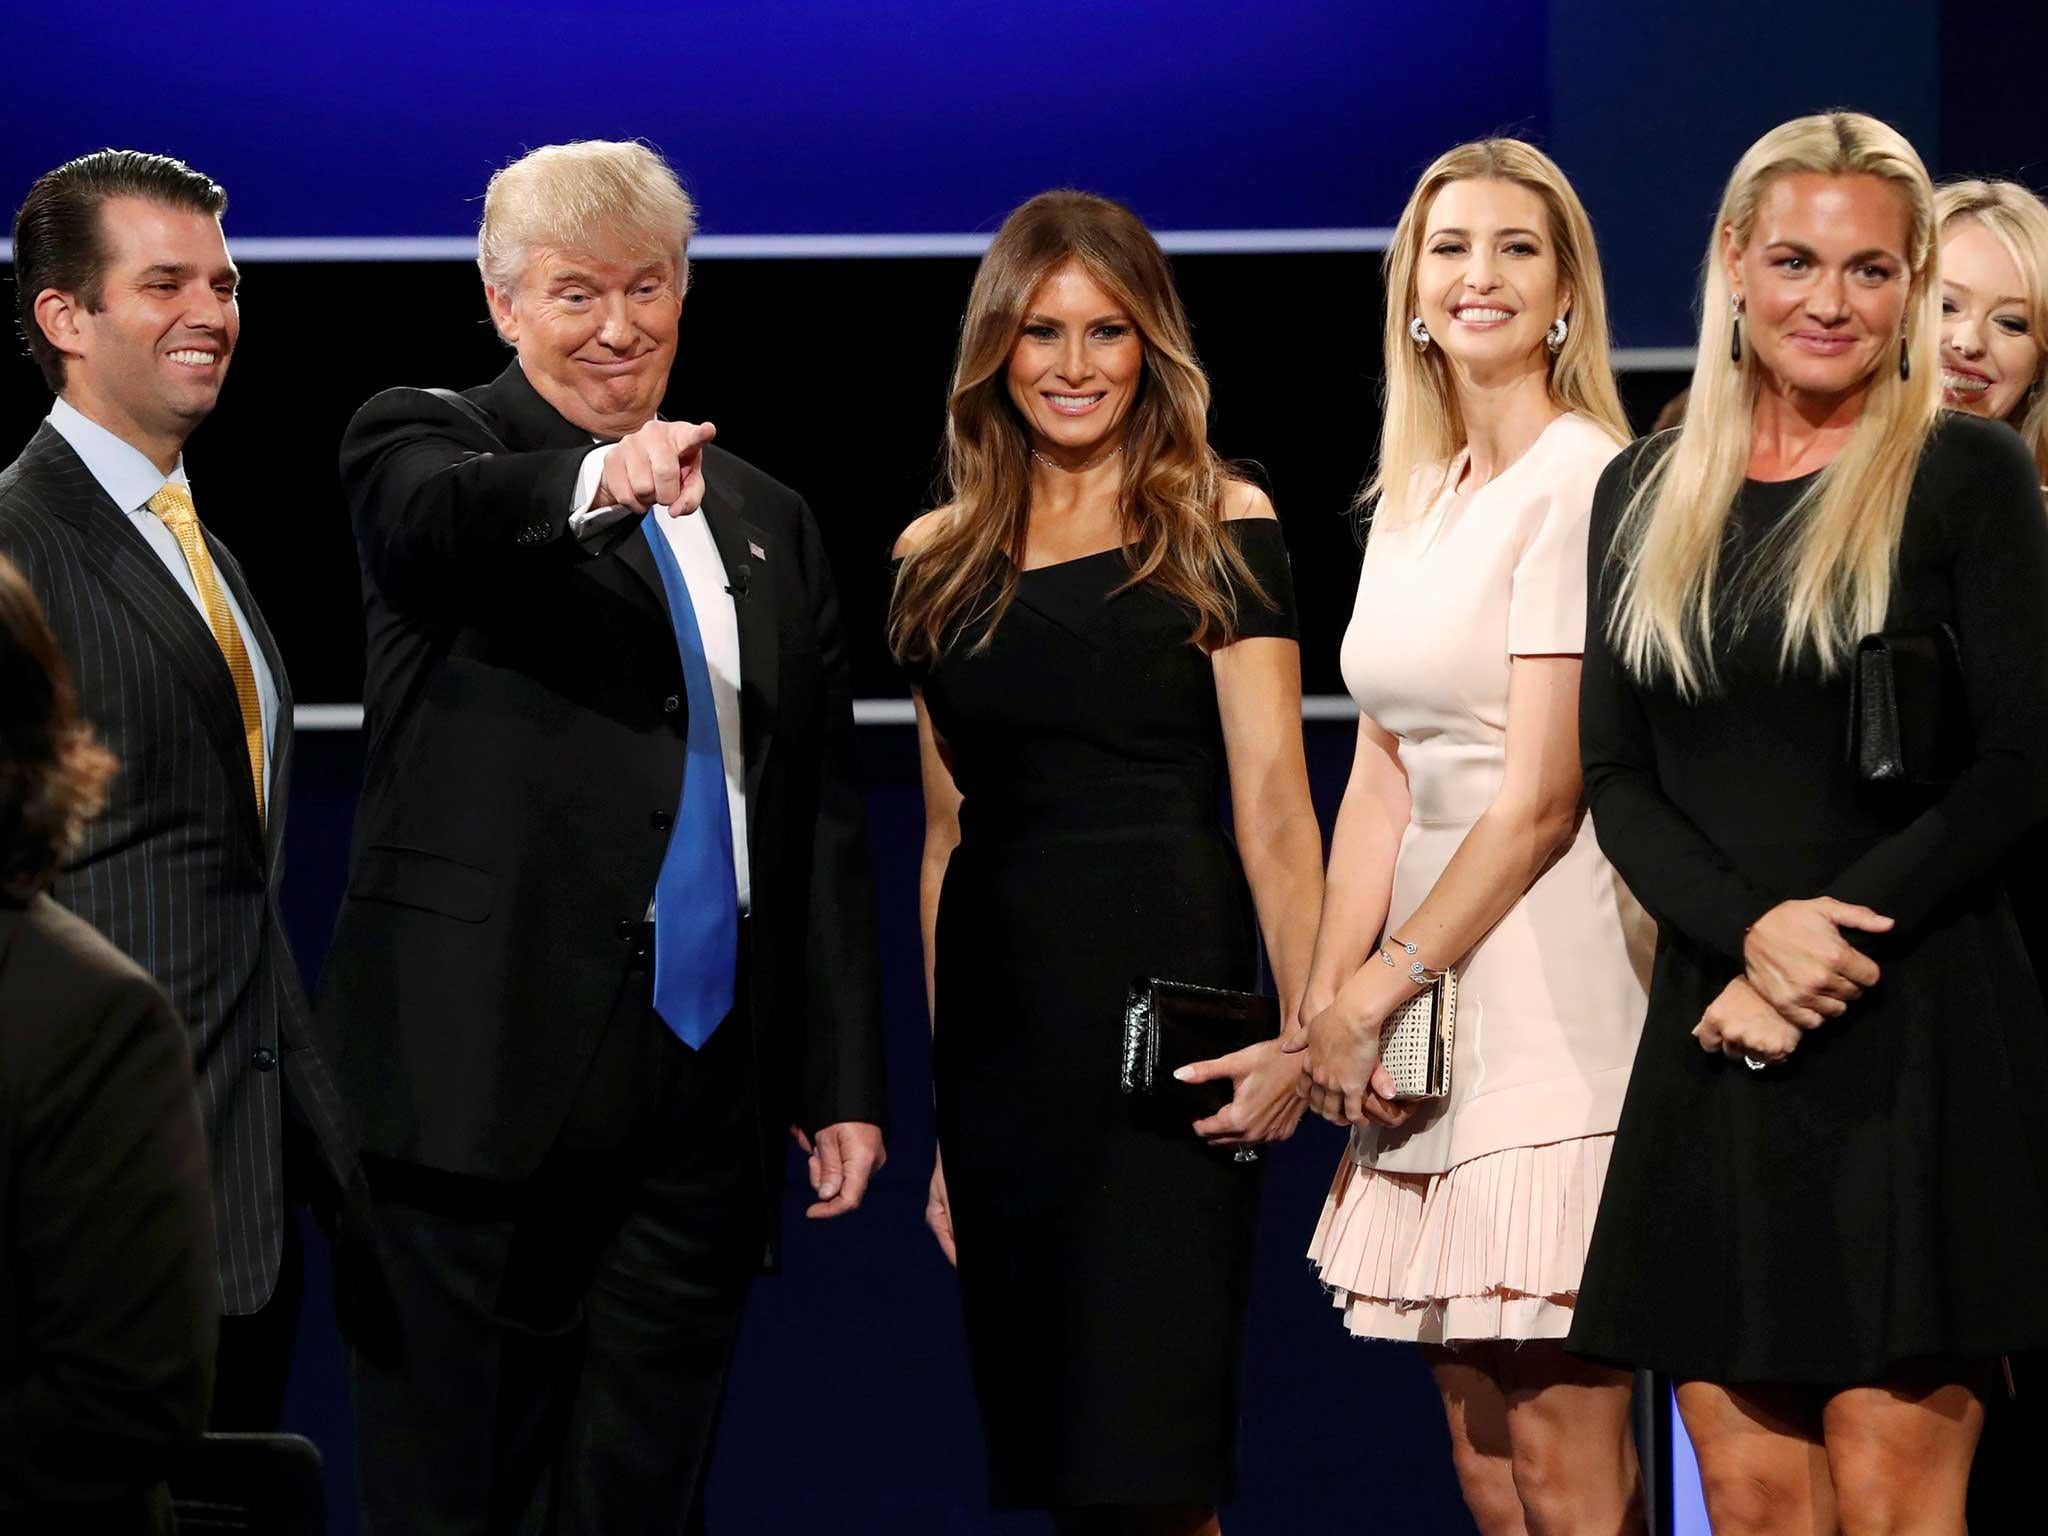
[571,444,612,516]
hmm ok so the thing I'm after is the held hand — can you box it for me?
[1296,992,1411,1131]
[1743,898,1892,1028]
[789,1121,885,1219]
[1693,976,1803,1066]
[1276,986,1334,1056]
[598,419,718,515]
[925,1153,957,1267]
[1176,1037,1307,1146]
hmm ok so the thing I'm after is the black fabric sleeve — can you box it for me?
[339,386,594,615]
[1223,516,1299,642]
[1579,445,1780,964]
[0,974,217,1515]
[1826,425,2048,935]
[798,499,890,1134]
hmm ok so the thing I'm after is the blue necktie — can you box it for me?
[640,512,738,1048]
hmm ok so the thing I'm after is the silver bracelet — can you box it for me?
[1384,935,1446,986]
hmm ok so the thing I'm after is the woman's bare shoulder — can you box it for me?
[893,506,955,559]
[1221,480,1277,522]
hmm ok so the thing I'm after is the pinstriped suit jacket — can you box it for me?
[0,419,359,1315]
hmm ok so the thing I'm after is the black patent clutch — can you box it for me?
[1121,978,1278,1119]
[1846,626,1965,787]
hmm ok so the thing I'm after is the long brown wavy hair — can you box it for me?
[0,555,116,898]
[888,189,1265,664]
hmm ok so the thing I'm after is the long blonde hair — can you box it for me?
[1608,112,1942,697]
[1366,138,1629,524]
[1936,178,2048,483]
[888,190,1262,664]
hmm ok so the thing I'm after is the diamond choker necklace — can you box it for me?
[1031,443,1125,473]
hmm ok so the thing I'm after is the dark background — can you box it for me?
[5,1,2048,1531]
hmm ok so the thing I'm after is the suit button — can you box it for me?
[616,919,637,941]
[251,1047,278,1072]
[662,694,681,714]
[652,809,673,831]
[632,937,651,958]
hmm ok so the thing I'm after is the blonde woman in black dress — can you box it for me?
[1574,112,2048,1534]
[889,191,1323,1535]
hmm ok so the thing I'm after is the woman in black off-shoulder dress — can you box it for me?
[889,192,1323,1531]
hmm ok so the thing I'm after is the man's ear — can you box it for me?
[32,287,88,369]
[483,283,519,344]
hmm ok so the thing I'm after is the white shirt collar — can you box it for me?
[47,396,190,515]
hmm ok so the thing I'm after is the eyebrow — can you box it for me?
[1763,240,1901,264]
[1942,278,2030,308]
[1022,311,1131,327]
[550,264,668,286]
[1427,227,1544,241]
[135,261,239,284]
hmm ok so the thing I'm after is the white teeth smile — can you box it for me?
[1454,307,1513,323]
[1048,394,1104,408]
[1942,370,1989,394]
[167,349,217,366]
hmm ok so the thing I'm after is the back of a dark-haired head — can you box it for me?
[0,557,115,897]
[12,149,227,392]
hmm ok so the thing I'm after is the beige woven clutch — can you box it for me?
[1379,968,1457,1100]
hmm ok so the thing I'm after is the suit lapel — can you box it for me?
[28,428,264,852]
[209,533,293,870]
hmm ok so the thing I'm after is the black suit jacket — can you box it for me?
[323,360,886,1192]
[0,893,216,1536]
[0,422,362,1316]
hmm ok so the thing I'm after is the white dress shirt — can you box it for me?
[47,397,279,798]
[571,446,751,912]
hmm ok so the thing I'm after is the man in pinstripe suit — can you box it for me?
[1,150,363,1428]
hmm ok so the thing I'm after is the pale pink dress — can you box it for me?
[1307,412,1655,1343]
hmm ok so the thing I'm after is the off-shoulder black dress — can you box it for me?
[913,517,1295,1507]
[1570,414,2048,1385]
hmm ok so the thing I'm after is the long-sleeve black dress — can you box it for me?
[912,518,1294,1508]
[1569,412,2048,1385]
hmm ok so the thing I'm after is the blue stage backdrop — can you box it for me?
[1,1,1545,240]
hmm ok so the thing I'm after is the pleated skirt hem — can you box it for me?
[1307,1134,1613,1345]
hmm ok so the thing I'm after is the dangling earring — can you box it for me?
[1898,331,1911,381]
[1546,315,1568,354]
[1729,294,1745,365]
[1408,316,1431,350]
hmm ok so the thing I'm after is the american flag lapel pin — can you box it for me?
[748,540,766,561]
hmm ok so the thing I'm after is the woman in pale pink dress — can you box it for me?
[1287,139,1654,1534]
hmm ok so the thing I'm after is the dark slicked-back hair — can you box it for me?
[12,149,227,391]
[0,556,116,898]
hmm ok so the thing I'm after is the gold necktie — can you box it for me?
[148,483,266,823]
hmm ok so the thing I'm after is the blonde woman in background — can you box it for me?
[1292,139,1652,1535]
[1573,113,2048,1535]
[1935,178,2048,481]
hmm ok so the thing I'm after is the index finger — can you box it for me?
[1172,1053,1234,1085]
[672,419,718,454]
[833,1153,875,1209]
